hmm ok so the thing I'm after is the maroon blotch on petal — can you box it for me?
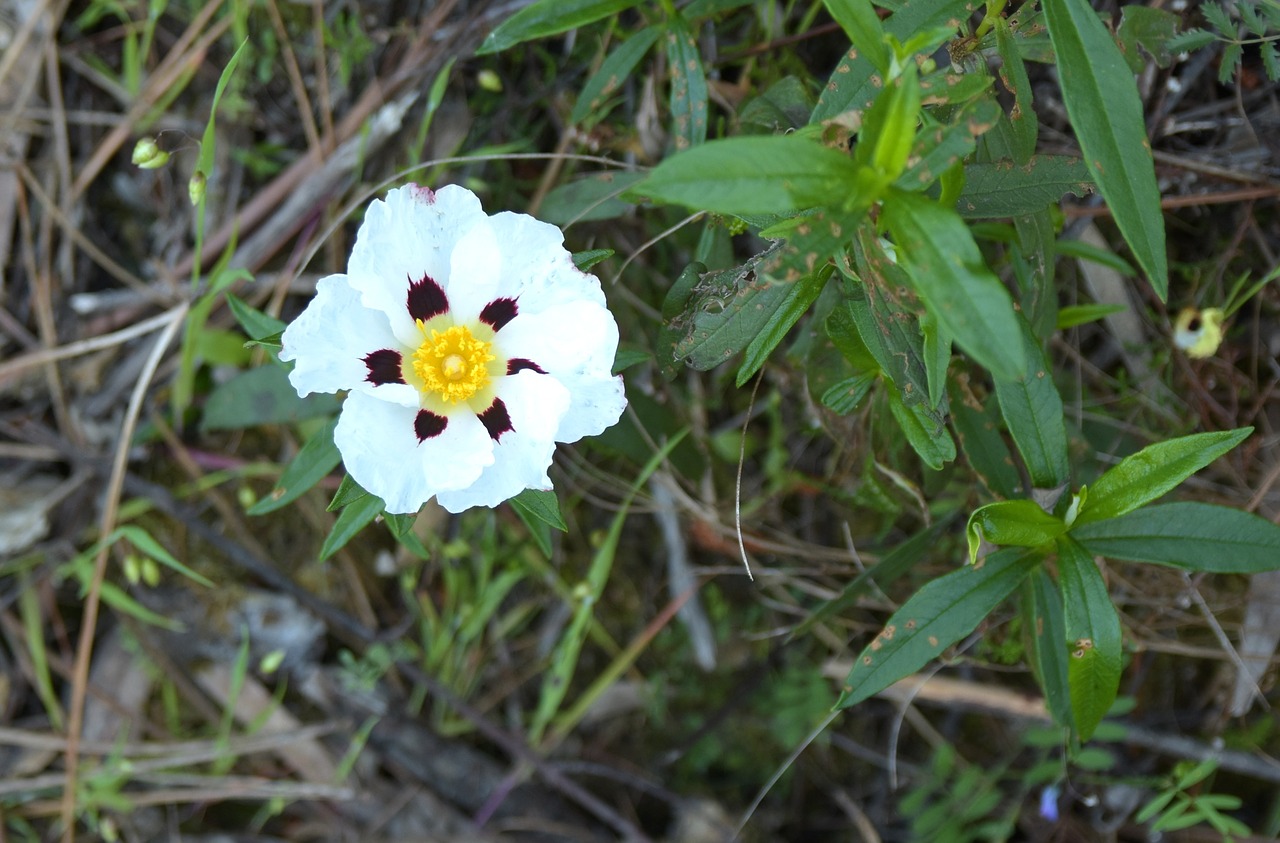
[478,398,514,441]
[414,410,448,442]
[479,297,518,331]
[407,274,449,322]
[364,349,405,385]
[506,358,546,375]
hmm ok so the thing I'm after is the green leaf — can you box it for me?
[1056,536,1121,741]
[897,97,1001,190]
[670,248,798,370]
[633,136,861,216]
[994,319,1070,489]
[737,265,831,385]
[995,17,1036,164]
[1072,502,1280,574]
[1023,568,1073,729]
[477,0,642,54]
[572,248,615,272]
[319,491,386,561]
[1165,28,1217,54]
[836,548,1041,708]
[247,417,341,515]
[666,17,709,150]
[951,387,1020,499]
[886,383,954,471]
[857,61,921,181]
[880,188,1025,380]
[327,473,369,511]
[1056,303,1126,329]
[821,372,878,414]
[1044,0,1168,299]
[1075,427,1251,525]
[510,489,566,557]
[571,26,662,125]
[1116,6,1181,70]
[117,525,215,587]
[966,500,1067,564]
[811,0,976,123]
[823,0,889,74]
[543,173,645,226]
[848,231,931,405]
[200,365,340,431]
[957,156,1094,218]
[226,293,285,341]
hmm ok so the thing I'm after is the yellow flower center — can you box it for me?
[412,324,495,404]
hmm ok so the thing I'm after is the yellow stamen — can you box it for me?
[412,324,495,404]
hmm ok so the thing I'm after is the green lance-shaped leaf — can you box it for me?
[510,488,568,557]
[737,264,832,386]
[1073,502,1280,574]
[666,17,709,150]
[248,416,341,515]
[634,136,862,217]
[812,0,977,123]
[856,61,921,183]
[823,0,889,75]
[966,500,1068,565]
[994,318,1070,489]
[1044,0,1168,299]
[995,17,1037,164]
[1074,427,1252,526]
[951,387,1021,499]
[880,188,1025,380]
[319,491,386,561]
[848,228,931,406]
[898,97,1001,191]
[571,26,662,125]
[1022,568,1073,729]
[1056,536,1122,741]
[478,0,642,54]
[957,156,1094,219]
[886,383,955,471]
[836,547,1042,708]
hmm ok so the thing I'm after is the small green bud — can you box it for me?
[188,170,207,206]
[141,557,161,587]
[259,649,286,674]
[123,554,142,584]
[477,69,503,92]
[132,138,170,169]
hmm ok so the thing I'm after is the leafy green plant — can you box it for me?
[1136,759,1253,839]
[1171,0,1280,83]
[472,0,1280,750]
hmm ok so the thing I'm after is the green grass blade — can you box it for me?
[478,0,643,54]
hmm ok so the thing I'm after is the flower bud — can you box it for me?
[132,138,170,169]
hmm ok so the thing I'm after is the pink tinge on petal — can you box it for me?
[363,349,405,385]
[479,297,519,331]
[477,398,514,441]
[407,273,449,322]
[408,184,435,202]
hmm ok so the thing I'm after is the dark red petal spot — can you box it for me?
[478,398,514,441]
[414,410,448,442]
[479,297,518,331]
[406,274,449,322]
[364,349,405,385]
[506,358,546,375]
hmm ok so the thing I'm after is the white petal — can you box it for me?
[434,372,570,513]
[334,391,494,514]
[443,218,503,321]
[347,184,488,345]
[497,300,626,443]
[448,211,607,320]
[550,372,627,444]
[279,274,406,399]
[499,299,618,376]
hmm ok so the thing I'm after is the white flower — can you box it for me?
[279,184,627,514]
